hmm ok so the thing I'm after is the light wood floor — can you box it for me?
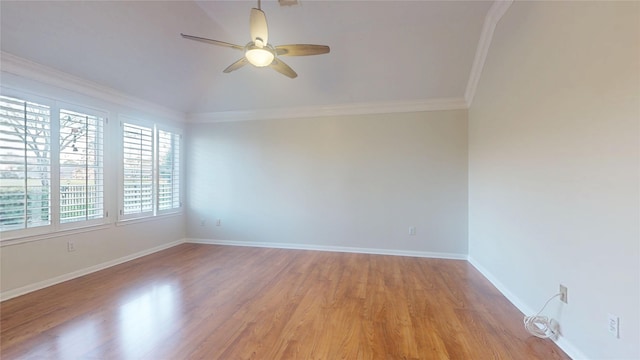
[1,244,570,359]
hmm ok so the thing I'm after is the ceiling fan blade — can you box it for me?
[181,33,243,50]
[275,44,330,56]
[269,58,297,78]
[223,57,249,73]
[250,8,269,46]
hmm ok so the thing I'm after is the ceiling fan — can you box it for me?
[181,0,330,79]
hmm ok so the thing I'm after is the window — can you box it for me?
[1,88,183,240]
[0,95,51,231]
[122,123,154,218]
[0,93,107,238]
[59,109,104,224]
[157,129,180,212]
[120,121,181,220]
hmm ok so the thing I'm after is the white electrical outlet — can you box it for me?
[67,240,76,252]
[216,219,221,226]
[559,284,568,303]
[409,226,416,235]
[608,314,619,338]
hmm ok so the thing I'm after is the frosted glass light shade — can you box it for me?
[246,48,274,67]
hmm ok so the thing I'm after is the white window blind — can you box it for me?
[0,95,51,231]
[122,122,154,217]
[59,109,104,224]
[157,129,180,211]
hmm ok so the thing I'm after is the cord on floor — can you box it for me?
[523,293,561,339]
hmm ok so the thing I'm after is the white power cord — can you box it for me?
[524,293,561,339]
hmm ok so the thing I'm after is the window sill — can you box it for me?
[115,211,183,227]
[0,212,184,247]
[0,223,112,247]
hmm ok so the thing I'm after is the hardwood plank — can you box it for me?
[0,244,571,359]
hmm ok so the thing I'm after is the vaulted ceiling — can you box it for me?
[0,1,495,116]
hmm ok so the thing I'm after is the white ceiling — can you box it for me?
[0,0,494,116]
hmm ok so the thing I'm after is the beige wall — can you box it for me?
[187,110,468,256]
[468,2,639,358]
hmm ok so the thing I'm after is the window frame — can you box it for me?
[118,118,183,223]
[155,124,182,215]
[57,101,107,230]
[0,91,54,238]
[0,89,110,241]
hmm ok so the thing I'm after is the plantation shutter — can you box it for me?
[0,95,51,231]
[59,109,104,223]
[122,122,154,217]
[157,130,180,211]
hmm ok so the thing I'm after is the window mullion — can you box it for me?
[139,128,144,214]
[154,125,158,215]
[50,103,60,229]
[84,115,89,221]
[21,101,28,228]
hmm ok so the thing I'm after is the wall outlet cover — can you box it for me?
[607,314,619,338]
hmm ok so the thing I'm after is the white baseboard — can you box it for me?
[186,238,468,260]
[0,238,186,301]
[468,256,588,360]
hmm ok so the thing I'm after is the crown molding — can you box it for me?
[187,97,468,123]
[0,51,185,121]
[464,0,513,106]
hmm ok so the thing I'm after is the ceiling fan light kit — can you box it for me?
[181,0,329,78]
[245,44,275,67]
